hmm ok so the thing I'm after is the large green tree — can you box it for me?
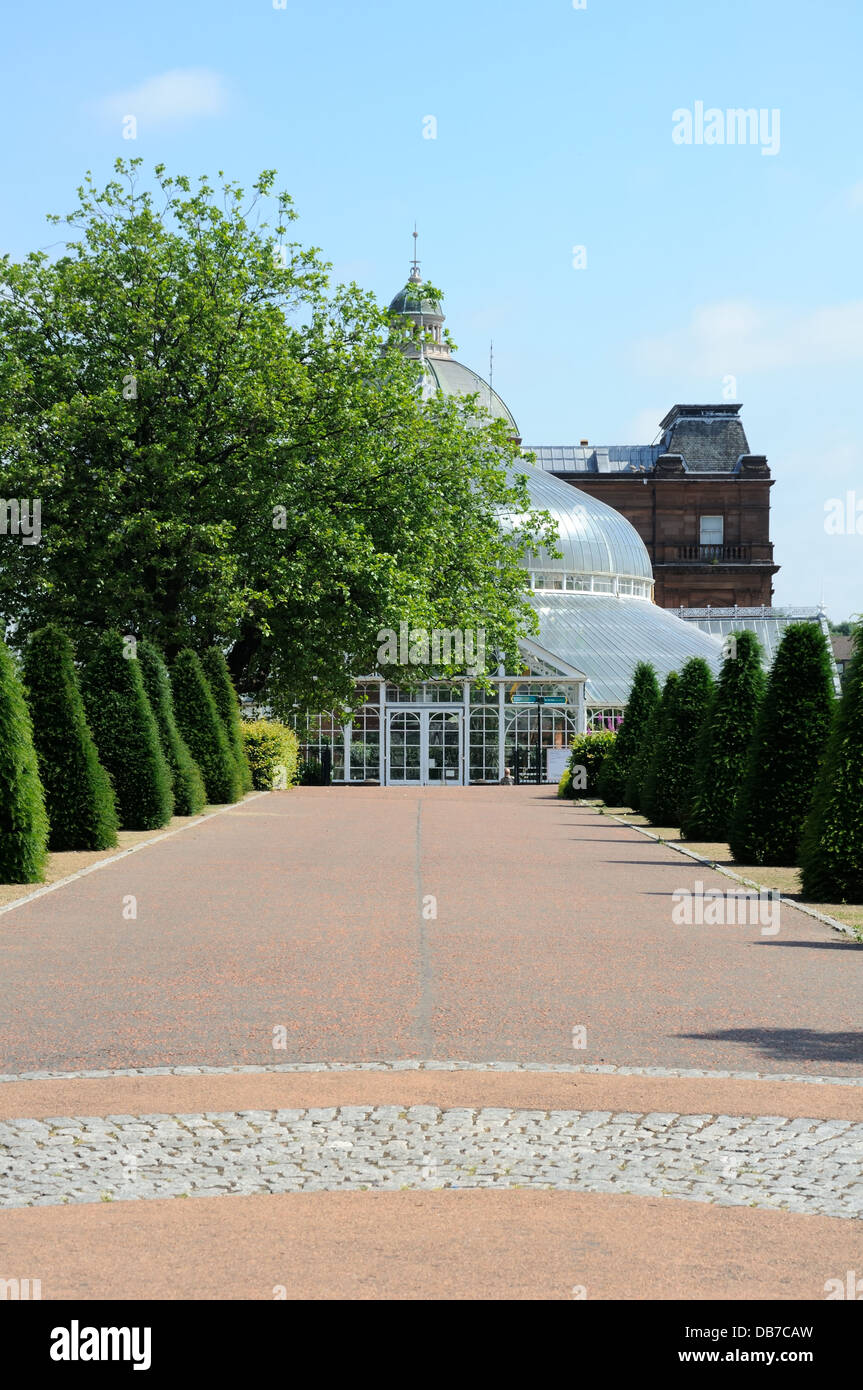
[799,626,863,902]
[0,161,553,711]
[730,623,836,866]
[682,631,765,842]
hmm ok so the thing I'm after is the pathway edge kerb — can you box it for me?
[0,792,270,918]
[1,1062,861,1085]
[593,806,857,939]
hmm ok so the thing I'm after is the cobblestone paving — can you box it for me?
[2,1106,861,1217]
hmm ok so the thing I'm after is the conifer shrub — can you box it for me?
[137,640,206,817]
[647,658,713,827]
[682,631,765,843]
[567,731,616,798]
[22,625,118,851]
[625,702,660,814]
[171,649,243,805]
[241,718,300,791]
[799,626,863,902]
[82,632,174,831]
[201,648,252,792]
[640,671,679,822]
[597,663,661,806]
[730,623,836,866]
[0,638,50,882]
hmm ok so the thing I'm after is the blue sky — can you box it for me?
[2,0,861,618]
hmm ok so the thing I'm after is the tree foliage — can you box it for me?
[81,631,173,830]
[171,649,242,805]
[22,625,118,851]
[799,626,863,901]
[598,662,660,806]
[682,631,765,842]
[730,623,836,866]
[0,638,50,881]
[0,161,554,711]
[137,639,206,817]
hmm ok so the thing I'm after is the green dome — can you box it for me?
[388,274,443,320]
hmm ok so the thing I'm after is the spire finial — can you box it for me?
[410,223,421,281]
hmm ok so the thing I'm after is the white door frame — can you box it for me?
[385,707,464,786]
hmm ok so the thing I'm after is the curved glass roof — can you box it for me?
[423,356,519,432]
[527,592,723,704]
[503,458,653,582]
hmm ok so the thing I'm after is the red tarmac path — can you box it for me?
[2,788,862,1300]
[0,788,860,1076]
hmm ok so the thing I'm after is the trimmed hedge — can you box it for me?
[625,701,660,814]
[647,657,714,828]
[800,626,863,902]
[241,719,300,791]
[0,638,50,882]
[557,765,574,799]
[730,623,836,866]
[171,649,243,805]
[598,662,661,806]
[22,625,118,852]
[567,731,616,798]
[682,631,765,843]
[201,648,253,792]
[138,640,206,817]
[641,671,680,822]
[82,632,174,831]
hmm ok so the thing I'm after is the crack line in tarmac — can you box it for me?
[415,799,435,1056]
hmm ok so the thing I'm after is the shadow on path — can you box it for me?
[677,1028,863,1066]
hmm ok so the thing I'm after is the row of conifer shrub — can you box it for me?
[0,627,287,884]
[560,621,862,904]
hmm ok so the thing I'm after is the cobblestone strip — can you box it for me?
[1,1107,861,1217]
[1,1063,861,1085]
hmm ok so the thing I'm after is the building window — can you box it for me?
[700,516,724,546]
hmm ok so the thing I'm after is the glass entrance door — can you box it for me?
[426,711,462,784]
[387,710,423,784]
[386,709,464,785]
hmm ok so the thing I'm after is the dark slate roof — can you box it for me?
[661,405,750,473]
[526,404,756,475]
